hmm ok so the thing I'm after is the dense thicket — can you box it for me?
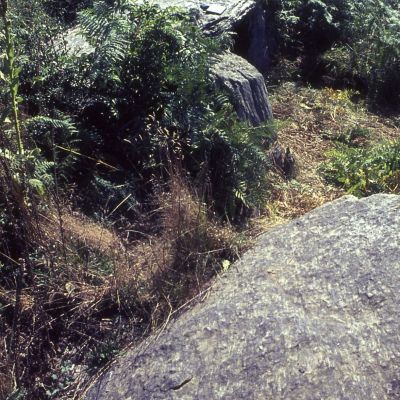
[268,0,400,107]
[17,0,273,220]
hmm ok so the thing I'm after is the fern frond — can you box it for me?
[78,0,132,67]
[79,3,115,43]
[26,116,78,136]
[96,34,130,65]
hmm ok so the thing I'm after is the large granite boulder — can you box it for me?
[152,1,275,125]
[213,52,273,125]
[155,0,257,34]
[84,194,400,400]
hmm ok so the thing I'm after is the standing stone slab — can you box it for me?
[212,53,273,125]
[153,1,274,121]
[85,194,400,400]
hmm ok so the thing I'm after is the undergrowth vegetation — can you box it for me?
[321,141,400,195]
[267,0,400,108]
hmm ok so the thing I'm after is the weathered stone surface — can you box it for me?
[155,0,257,34]
[64,27,93,56]
[85,194,400,400]
[213,52,273,125]
[156,0,271,72]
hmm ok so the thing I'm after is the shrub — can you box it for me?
[19,0,274,220]
[329,126,371,147]
[322,1,400,107]
[191,100,276,218]
[267,0,352,55]
[268,0,400,107]
[320,140,400,195]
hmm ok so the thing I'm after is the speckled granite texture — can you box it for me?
[85,194,400,400]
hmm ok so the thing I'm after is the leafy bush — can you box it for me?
[191,99,275,218]
[268,0,400,107]
[320,141,400,195]
[267,0,352,54]
[329,126,371,147]
[20,0,273,220]
[322,1,400,107]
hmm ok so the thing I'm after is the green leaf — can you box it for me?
[28,178,46,196]
[222,259,231,271]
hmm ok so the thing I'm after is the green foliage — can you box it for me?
[267,0,351,53]
[5,0,64,102]
[321,1,400,106]
[21,0,272,219]
[0,148,53,197]
[87,340,120,369]
[5,0,272,219]
[192,97,275,216]
[268,0,400,107]
[0,0,59,201]
[328,126,371,147]
[320,141,400,196]
[0,0,24,155]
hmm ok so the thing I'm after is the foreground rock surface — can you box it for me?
[213,53,273,125]
[85,194,400,400]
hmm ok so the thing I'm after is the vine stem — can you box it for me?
[0,0,24,155]
[1,0,26,390]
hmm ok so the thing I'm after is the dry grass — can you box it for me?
[42,207,124,256]
[114,173,237,327]
[0,172,238,399]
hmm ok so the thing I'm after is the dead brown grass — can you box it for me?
[114,173,236,327]
[41,208,123,256]
[0,172,238,399]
